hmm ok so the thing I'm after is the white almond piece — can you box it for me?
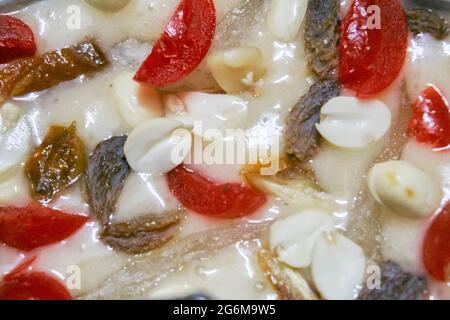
[124,118,192,175]
[316,96,392,148]
[112,72,162,128]
[267,0,307,42]
[367,160,442,218]
[312,232,366,300]
[207,47,266,94]
[0,106,30,181]
[270,210,334,268]
[165,92,248,130]
[0,103,21,133]
[84,0,131,12]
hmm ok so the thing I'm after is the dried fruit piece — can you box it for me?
[258,249,318,300]
[87,136,181,254]
[83,222,268,299]
[406,8,449,40]
[304,0,340,80]
[358,261,428,300]
[25,122,87,204]
[134,0,216,87]
[423,201,450,282]
[0,270,72,300]
[102,211,182,254]
[407,86,450,149]
[285,80,340,161]
[0,39,108,104]
[167,165,267,219]
[339,0,408,96]
[0,205,89,251]
[86,136,131,224]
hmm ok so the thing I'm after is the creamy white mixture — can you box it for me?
[0,0,449,299]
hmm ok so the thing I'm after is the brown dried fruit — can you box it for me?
[285,80,340,161]
[358,261,429,300]
[304,0,340,80]
[406,8,449,40]
[86,136,131,225]
[86,136,181,254]
[0,39,108,104]
[258,249,318,300]
[25,122,87,204]
[102,211,182,254]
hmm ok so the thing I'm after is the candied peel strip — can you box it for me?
[81,221,269,300]
[258,249,318,300]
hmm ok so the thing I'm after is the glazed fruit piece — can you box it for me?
[0,39,108,104]
[339,0,408,96]
[167,165,267,219]
[0,15,36,64]
[25,122,87,204]
[0,257,72,300]
[0,205,88,251]
[407,86,450,149]
[134,0,216,87]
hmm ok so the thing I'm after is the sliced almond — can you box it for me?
[112,72,162,128]
[316,96,392,148]
[267,0,307,42]
[124,118,191,175]
[311,232,366,300]
[270,210,334,268]
[207,47,266,94]
[165,92,249,131]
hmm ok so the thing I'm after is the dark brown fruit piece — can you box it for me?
[285,80,340,161]
[304,0,340,80]
[358,261,429,300]
[406,8,449,40]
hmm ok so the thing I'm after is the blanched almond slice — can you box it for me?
[267,0,307,42]
[124,118,191,175]
[270,210,334,268]
[367,160,442,218]
[84,0,131,12]
[207,47,266,94]
[311,232,366,300]
[316,96,392,148]
[0,105,30,181]
[165,92,248,130]
[112,72,162,128]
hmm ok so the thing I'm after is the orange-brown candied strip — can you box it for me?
[0,39,108,104]
[25,122,87,204]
